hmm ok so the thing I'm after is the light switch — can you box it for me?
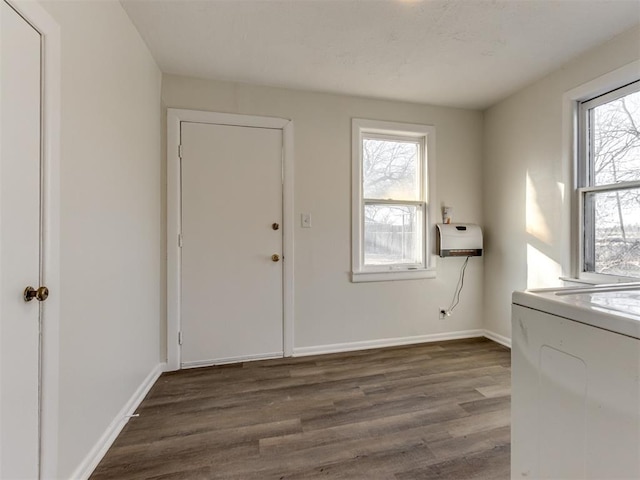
[301,213,311,228]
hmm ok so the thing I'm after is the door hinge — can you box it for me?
[178,331,183,345]
[178,144,183,159]
[178,233,183,248]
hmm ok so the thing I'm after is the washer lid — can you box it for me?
[513,284,640,339]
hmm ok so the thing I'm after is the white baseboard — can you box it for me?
[292,330,486,357]
[71,362,166,480]
[483,329,512,348]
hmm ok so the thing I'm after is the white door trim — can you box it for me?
[166,109,294,371]
[3,1,61,477]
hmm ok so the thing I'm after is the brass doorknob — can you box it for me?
[271,254,280,262]
[24,286,49,302]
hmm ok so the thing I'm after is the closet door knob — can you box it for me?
[24,286,49,302]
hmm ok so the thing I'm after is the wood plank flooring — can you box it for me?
[90,338,511,480]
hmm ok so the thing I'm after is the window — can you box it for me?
[578,80,640,280]
[352,119,436,282]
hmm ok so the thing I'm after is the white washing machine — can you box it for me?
[512,284,640,480]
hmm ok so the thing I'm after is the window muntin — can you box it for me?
[352,119,435,282]
[579,81,640,279]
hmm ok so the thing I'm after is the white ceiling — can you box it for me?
[121,0,640,110]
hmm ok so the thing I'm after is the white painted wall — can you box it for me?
[162,75,484,351]
[483,26,640,340]
[37,1,162,477]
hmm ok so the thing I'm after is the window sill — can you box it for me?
[351,269,436,283]
[559,274,640,286]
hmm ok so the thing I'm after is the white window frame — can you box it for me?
[351,118,436,282]
[574,76,640,283]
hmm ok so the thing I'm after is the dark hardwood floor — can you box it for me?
[90,338,511,480]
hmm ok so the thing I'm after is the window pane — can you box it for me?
[592,90,640,186]
[364,204,422,266]
[363,138,420,200]
[586,188,640,277]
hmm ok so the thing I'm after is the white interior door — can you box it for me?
[180,122,284,367]
[0,1,43,477]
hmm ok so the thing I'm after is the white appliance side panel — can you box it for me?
[538,345,586,479]
[512,304,640,480]
[512,304,541,479]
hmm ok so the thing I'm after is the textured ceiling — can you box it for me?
[121,0,640,109]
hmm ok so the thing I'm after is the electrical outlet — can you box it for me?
[439,309,447,319]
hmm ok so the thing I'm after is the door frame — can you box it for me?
[166,109,294,371]
[2,1,60,477]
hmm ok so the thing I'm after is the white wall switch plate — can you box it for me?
[301,213,311,228]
